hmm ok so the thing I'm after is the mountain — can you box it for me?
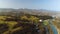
[0,8,58,16]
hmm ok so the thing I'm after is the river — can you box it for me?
[49,20,58,34]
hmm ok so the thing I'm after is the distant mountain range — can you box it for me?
[0,8,59,17]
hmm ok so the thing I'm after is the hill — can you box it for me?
[0,8,57,16]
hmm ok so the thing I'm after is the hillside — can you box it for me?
[0,8,57,16]
[0,8,58,34]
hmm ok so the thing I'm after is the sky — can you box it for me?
[0,0,60,11]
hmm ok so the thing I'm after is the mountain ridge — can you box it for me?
[0,8,58,16]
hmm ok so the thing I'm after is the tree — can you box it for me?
[20,15,28,22]
[29,16,39,24]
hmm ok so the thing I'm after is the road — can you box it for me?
[49,20,58,34]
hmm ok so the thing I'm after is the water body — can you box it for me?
[49,20,58,34]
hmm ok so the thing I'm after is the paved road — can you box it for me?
[49,20,58,34]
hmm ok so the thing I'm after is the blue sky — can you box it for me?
[0,0,60,11]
